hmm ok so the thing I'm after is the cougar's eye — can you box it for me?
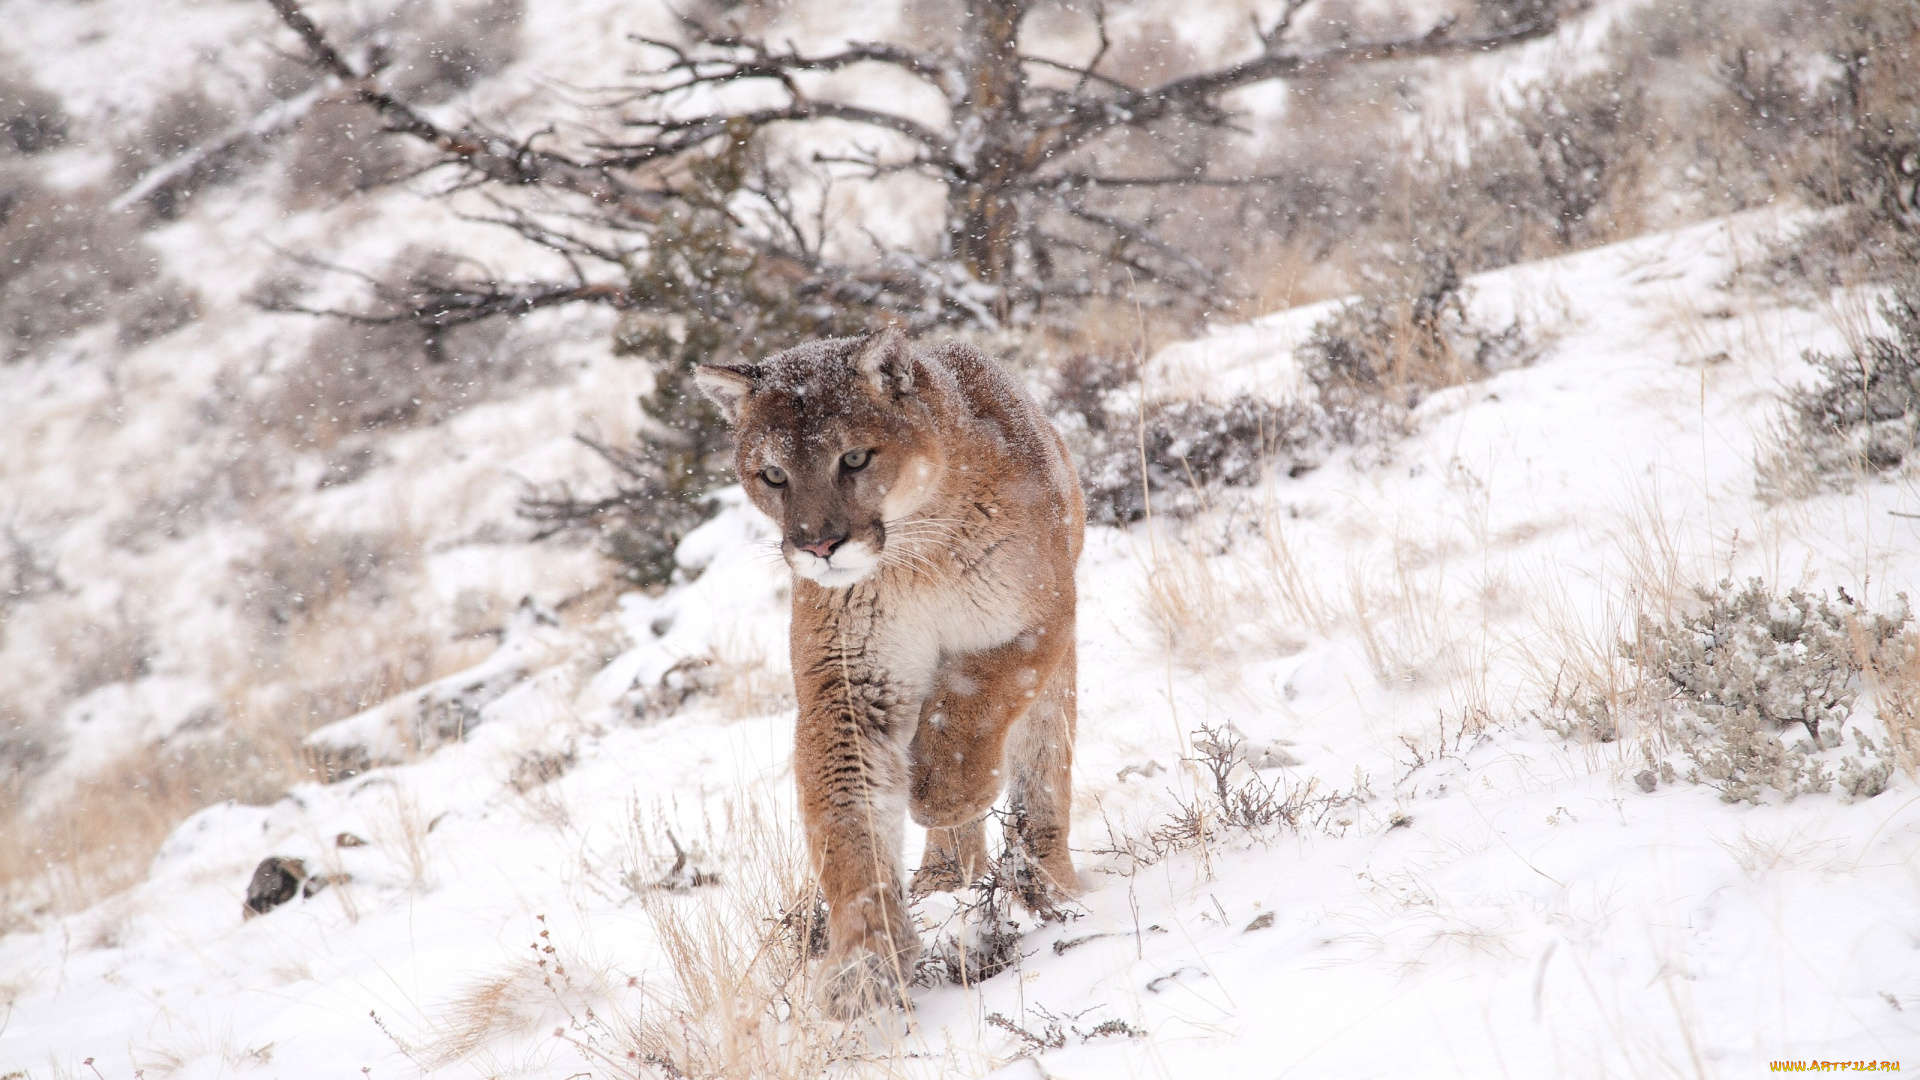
[762,465,788,487]
[841,448,871,471]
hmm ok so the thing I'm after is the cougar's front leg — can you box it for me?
[907,622,1074,908]
[793,648,920,1018]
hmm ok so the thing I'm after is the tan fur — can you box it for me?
[698,329,1084,1017]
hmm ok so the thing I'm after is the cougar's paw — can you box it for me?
[1002,850,1083,921]
[818,948,912,1020]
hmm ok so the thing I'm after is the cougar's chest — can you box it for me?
[869,568,1028,699]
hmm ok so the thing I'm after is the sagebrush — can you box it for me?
[1759,273,1920,498]
[1626,579,1907,803]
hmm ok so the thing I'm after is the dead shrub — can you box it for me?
[1743,0,1920,289]
[55,606,157,698]
[1483,70,1654,252]
[0,164,197,360]
[1099,724,1365,871]
[240,528,405,631]
[254,253,534,448]
[1298,249,1538,424]
[280,93,416,208]
[1068,390,1327,525]
[376,0,526,105]
[1794,2,1920,233]
[912,854,1037,989]
[229,524,477,740]
[1866,626,1920,776]
[112,84,266,222]
[0,65,68,155]
[0,710,60,812]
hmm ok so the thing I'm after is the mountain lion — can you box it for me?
[697,328,1084,1017]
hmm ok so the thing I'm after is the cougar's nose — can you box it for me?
[796,535,846,559]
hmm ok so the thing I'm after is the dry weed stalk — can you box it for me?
[1098,725,1368,872]
[1344,532,1463,689]
[1139,526,1239,673]
[371,784,434,890]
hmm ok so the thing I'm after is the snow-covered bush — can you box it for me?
[280,94,416,208]
[376,0,525,105]
[239,528,404,631]
[1759,274,1920,498]
[1063,390,1326,525]
[1627,579,1908,803]
[1050,252,1542,526]
[1745,0,1920,289]
[111,85,269,223]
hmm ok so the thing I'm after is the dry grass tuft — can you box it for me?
[1139,496,1336,674]
[705,632,796,722]
[573,797,874,1078]
[0,713,311,930]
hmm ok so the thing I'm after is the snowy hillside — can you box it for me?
[5,208,1918,1076]
[6,0,1920,1075]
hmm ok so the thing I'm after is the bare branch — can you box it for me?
[1027,1,1581,160]
[262,0,668,220]
[652,102,952,158]
[1080,2,1110,94]
[1254,0,1315,51]
[632,30,953,90]
[1049,196,1217,288]
[256,248,636,329]
[1018,54,1134,95]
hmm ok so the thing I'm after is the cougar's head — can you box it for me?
[696,329,947,588]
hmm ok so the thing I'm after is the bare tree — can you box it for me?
[261,0,1582,330]
[254,0,1580,585]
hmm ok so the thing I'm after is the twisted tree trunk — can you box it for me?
[950,0,1030,285]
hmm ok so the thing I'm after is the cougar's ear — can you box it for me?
[694,363,759,424]
[852,327,914,398]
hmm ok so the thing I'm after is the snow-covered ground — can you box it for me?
[5,206,1918,1076]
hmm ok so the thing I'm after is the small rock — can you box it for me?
[1244,912,1275,932]
[1634,770,1658,793]
[243,856,308,919]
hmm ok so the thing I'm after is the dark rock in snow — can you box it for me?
[242,855,331,918]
